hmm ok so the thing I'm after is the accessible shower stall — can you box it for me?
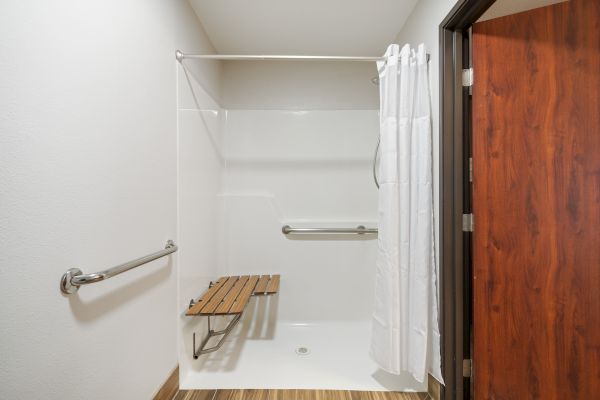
[175,51,425,392]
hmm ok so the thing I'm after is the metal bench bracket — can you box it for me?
[192,313,242,359]
[187,275,280,359]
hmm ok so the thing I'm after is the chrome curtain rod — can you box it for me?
[176,50,430,63]
[60,240,178,294]
[282,225,378,235]
[176,50,381,62]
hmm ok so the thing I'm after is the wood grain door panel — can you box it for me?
[472,0,600,398]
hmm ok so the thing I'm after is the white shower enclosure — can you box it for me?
[176,56,425,392]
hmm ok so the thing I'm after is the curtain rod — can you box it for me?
[176,50,381,62]
[175,50,430,63]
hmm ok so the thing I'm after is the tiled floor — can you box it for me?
[173,390,430,400]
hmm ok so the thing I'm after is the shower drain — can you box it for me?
[295,346,311,356]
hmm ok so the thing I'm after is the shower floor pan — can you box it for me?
[181,320,426,392]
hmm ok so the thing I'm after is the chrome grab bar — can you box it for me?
[60,240,178,294]
[373,136,380,189]
[281,225,378,235]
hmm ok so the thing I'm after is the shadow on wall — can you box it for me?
[247,294,279,340]
[66,260,172,323]
[186,294,279,372]
[177,62,225,166]
[178,59,220,107]
[179,63,224,164]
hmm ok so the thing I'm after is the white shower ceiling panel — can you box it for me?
[188,0,420,56]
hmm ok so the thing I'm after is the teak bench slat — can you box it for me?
[253,275,271,294]
[186,274,280,317]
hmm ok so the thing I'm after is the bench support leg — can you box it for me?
[192,313,243,359]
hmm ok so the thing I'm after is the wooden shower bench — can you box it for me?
[186,274,280,358]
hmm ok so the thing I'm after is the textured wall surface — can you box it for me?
[0,1,220,398]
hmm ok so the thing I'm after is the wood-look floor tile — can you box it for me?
[313,390,352,400]
[403,393,427,400]
[173,390,217,400]
[294,389,315,400]
[174,389,427,400]
[349,391,427,400]
[173,390,190,400]
[268,389,297,400]
[153,366,179,400]
[188,390,218,400]
[349,391,390,400]
[214,389,242,400]
[240,389,269,400]
[295,389,316,400]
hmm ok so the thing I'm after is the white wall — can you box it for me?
[217,55,381,322]
[222,61,379,110]
[0,1,220,399]
[220,109,380,322]
[176,59,224,384]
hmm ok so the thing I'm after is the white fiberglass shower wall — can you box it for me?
[177,59,425,391]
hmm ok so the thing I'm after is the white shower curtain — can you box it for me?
[370,43,442,384]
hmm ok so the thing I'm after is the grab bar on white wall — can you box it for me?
[282,225,378,235]
[60,240,178,294]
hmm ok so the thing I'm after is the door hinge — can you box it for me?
[462,213,474,232]
[468,157,473,182]
[463,359,472,378]
[462,68,474,87]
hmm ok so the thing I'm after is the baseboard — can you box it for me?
[427,374,442,400]
[153,365,179,400]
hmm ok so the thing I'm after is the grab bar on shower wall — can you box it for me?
[373,136,380,189]
[282,225,378,235]
[60,240,178,294]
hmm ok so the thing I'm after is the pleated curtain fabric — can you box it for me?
[370,43,442,383]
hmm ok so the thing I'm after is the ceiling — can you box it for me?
[188,0,419,56]
[479,0,566,21]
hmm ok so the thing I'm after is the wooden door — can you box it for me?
[471,0,600,398]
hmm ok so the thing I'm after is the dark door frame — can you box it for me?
[438,1,496,399]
